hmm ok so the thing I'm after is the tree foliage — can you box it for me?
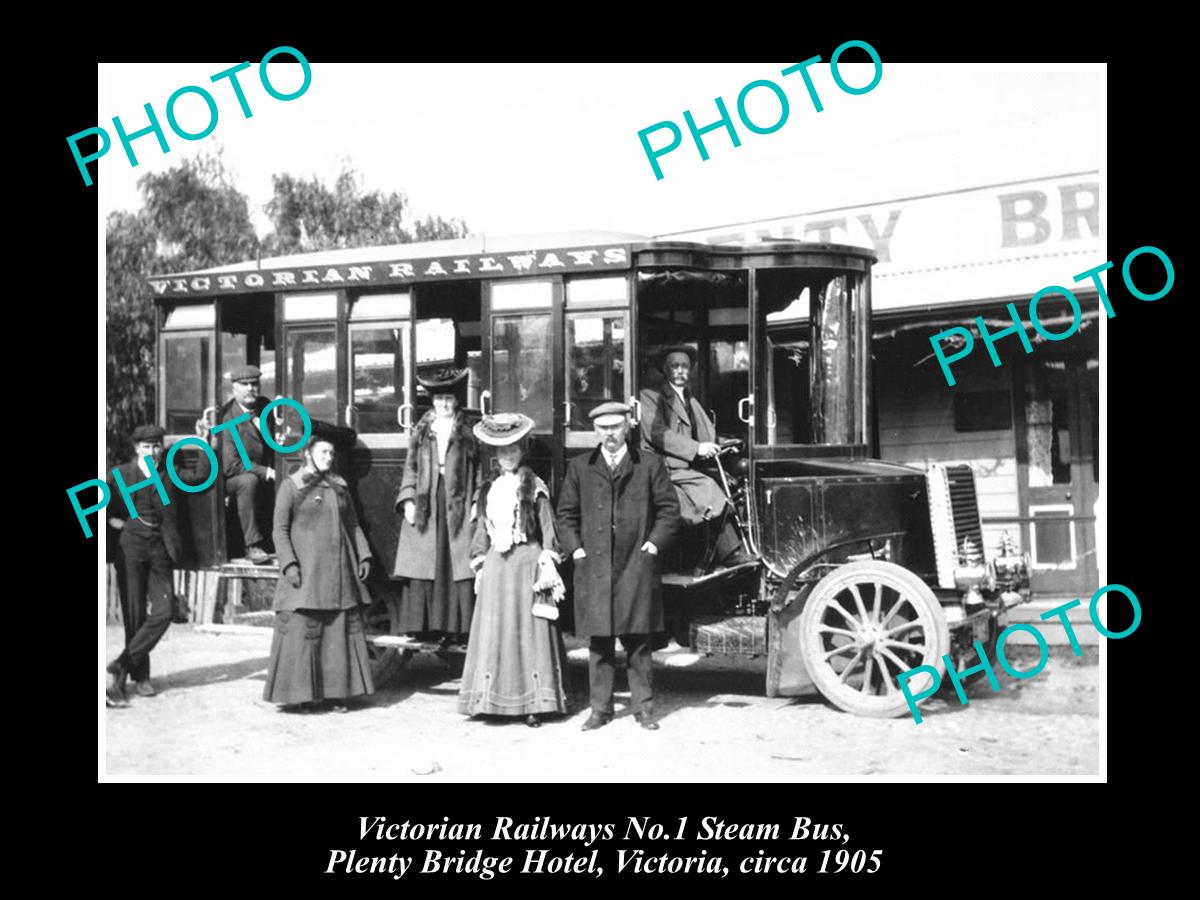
[106,210,158,465]
[138,154,258,273]
[262,166,467,255]
[105,155,257,462]
[106,158,468,463]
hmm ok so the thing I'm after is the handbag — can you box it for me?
[532,550,565,621]
[171,592,191,624]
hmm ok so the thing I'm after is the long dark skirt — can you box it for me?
[262,607,374,705]
[396,476,474,637]
[458,543,569,717]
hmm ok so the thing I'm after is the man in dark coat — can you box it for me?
[216,364,274,564]
[557,402,680,731]
[639,345,753,569]
[105,424,182,707]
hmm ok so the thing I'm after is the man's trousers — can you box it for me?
[588,634,654,715]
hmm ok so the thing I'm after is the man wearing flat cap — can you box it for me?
[639,345,753,570]
[217,364,275,564]
[105,424,182,707]
[556,402,680,731]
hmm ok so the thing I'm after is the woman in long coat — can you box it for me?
[392,366,482,642]
[458,414,569,726]
[263,422,374,712]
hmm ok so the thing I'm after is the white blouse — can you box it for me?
[485,472,526,554]
[430,416,454,467]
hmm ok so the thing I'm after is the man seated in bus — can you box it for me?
[218,365,275,564]
[638,346,753,571]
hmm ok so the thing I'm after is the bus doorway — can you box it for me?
[636,268,750,446]
[635,267,751,574]
[217,295,277,562]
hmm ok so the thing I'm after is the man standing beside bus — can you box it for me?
[218,365,275,564]
[557,402,680,731]
[105,424,182,707]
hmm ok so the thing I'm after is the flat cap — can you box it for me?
[228,364,262,383]
[131,424,166,442]
[589,401,631,420]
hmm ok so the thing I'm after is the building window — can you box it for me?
[1025,362,1072,487]
[1030,504,1077,569]
[953,390,1012,432]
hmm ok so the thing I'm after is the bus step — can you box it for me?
[662,561,759,589]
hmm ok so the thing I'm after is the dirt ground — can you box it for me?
[102,624,1100,780]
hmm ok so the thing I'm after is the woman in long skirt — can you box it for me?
[392,365,481,643]
[263,421,375,712]
[458,413,569,726]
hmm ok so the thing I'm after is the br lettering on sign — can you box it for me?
[67,398,311,538]
[67,47,311,187]
[637,41,883,181]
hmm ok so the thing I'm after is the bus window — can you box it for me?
[567,313,626,433]
[492,313,553,429]
[636,268,749,442]
[416,282,482,412]
[810,274,857,444]
[765,288,812,445]
[221,334,276,399]
[766,328,813,444]
[349,291,410,435]
[351,323,409,434]
[220,295,277,409]
[284,327,337,426]
[163,333,213,435]
[161,302,215,436]
[706,308,749,435]
[757,270,868,446]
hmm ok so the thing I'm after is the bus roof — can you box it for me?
[157,231,647,277]
[147,232,875,301]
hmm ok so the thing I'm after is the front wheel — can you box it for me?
[798,561,950,718]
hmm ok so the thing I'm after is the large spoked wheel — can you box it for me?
[364,593,413,688]
[798,560,950,718]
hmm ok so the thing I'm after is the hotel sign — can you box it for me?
[667,173,1101,311]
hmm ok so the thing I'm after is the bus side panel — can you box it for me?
[822,477,936,580]
[348,448,405,572]
[168,442,222,568]
[758,479,818,576]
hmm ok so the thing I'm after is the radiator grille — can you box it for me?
[945,464,984,564]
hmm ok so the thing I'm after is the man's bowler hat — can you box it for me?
[660,344,698,367]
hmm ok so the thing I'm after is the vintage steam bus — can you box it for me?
[147,232,1028,718]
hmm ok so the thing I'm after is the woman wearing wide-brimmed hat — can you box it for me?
[392,365,482,642]
[458,414,569,726]
[264,421,374,712]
